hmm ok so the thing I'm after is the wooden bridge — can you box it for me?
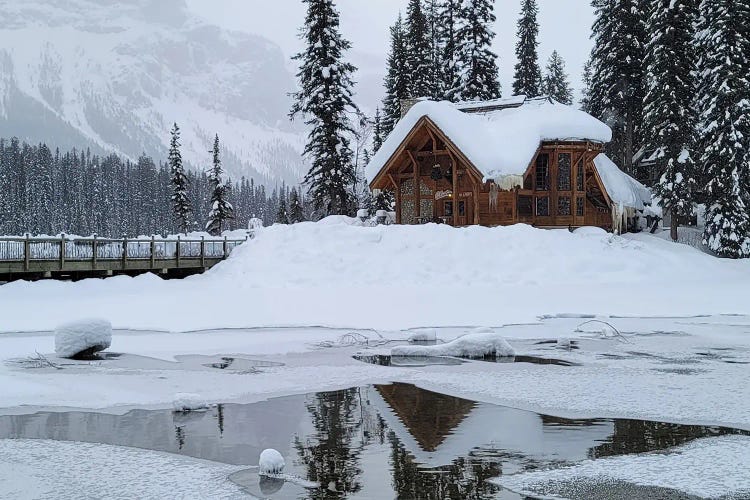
[0,235,249,282]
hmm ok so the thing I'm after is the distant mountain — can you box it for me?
[0,0,306,185]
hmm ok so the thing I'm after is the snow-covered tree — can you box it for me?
[695,0,750,258]
[643,0,698,241]
[405,0,432,99]
[168,123,191,234]
[275,189,289,224]
[288,187,305,223]
[580,58,594,112]
[541,51,573,105]
[372,108,384,153]
[424,0,443,99]
[290,0,360,217]
[436,0,463,101]
[588,0,647,175]
[512,0,542,97]
[205,135,234,235]
[382,13,410,136]
[448,0,502,102]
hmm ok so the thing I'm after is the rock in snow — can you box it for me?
[392,332,515,359]
[259,449,285,476]
[54,319,112,359]
[172,394,209,412]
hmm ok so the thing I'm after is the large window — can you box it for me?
[536,196,550,216]
[577,160,585,191]
[558,196,571,216]
[518,196,533,216]
[444,200,453,216]
[576,196,585,217]
[558,153,571,191]
[535,154,550,190]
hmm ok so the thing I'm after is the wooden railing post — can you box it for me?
[200,236,205,268]
[92,234,98,270]
[24,234,30,272]
[223,236,228,259]
[150,236,156,269]
[122,235,128,269]
[176,235,181,268]
[60,234,66,270]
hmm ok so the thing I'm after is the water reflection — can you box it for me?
[0,384,746,499]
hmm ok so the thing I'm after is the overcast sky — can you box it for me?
[186,0,595,112]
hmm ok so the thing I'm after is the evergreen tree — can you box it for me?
[588,0,647,175]
[643,0,698,241]
[512,0,542,97]
[695,0,750,258]
[424,0,443,99]
[168,123,191,234]
[580,58,594,112]
[382,14,410,136]
[448,0,502,102]
[290,0,359,217]
[405,0,432,98]
[275,189,289,224]
[372,108,384,153]
[541,51,573,105]
[436,0,463,101]
[205,135,234,235]
[288,187,305,223]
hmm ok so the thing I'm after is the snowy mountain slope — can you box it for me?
[0,0,306,185]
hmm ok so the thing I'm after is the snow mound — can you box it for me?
[573,226,608,237]
[54,319,112,359]
[172,393,209,412]
[259,449,285,475]
[392,332,515,359]
[408,330,437,343]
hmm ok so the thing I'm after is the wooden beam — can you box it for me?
[451,152,458,227]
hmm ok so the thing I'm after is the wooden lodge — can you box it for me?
[367,97,651,232]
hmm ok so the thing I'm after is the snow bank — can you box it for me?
[367,97,611,184]
[172,393,209,412]
[392,331,515,358]
[494,436,750,499]
[259,449,285,475]
[54,319,112,358]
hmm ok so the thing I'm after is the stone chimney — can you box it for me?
[400,98,422,118]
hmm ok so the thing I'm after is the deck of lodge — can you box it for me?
[0,235,248,282]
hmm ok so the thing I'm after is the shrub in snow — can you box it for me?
[392,332,515,359]
[172,393,209,412]
[259,449,285,475]
[54,319,112,359]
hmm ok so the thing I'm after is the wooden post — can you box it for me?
[24,234,30,272]
[92,234,97,270]
[223,236,228,259]
[452,160,458,227]
[150,236,156,269]
[60,234,66,270]
[176,235,181,268]
[200,236,206,268]
[122,235,128,270]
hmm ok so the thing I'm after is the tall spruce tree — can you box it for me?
[372,108,384,153]
[695,0,750,258]
[288,188,305,223]
[448,0,502,102]
[406,0,432,98]
[424,0,443,99]
[275,189,289,224]
[205,134,234,235]
[643,0,698,241]
[290,0,359,217]
[512,0,542,97]
[580,58,594,112]
[437,0,462,101]
[541,51,573,105]
[382,14,410,136]
[168,123,191,234]
[588,0,647,175]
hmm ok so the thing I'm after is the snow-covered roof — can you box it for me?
[594,154,652,210]
[366,97,612,185]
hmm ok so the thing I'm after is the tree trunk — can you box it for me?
[670,207,678,242]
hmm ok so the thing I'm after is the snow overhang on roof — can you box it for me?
[593,154,652,210]
[366,97,613,186]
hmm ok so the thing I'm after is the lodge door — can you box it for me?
[442,197,471,226]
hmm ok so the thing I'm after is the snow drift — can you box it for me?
[54,319,112,358]
[392,331,515,358]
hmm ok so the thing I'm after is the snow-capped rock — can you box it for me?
[54,318,112,359]
[172,393,209,412]
[259,449,285,476]
[392,332,515,359]
[0,0,305,185]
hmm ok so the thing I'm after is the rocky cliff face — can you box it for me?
[0,0,306,184]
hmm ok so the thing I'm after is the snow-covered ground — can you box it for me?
[1,221,749,333]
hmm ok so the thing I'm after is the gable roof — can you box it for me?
[366,97,612,185]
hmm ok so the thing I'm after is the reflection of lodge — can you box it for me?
[367,97,652,232]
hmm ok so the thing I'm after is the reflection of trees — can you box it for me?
[294,388,365,498]
[589,419,748,459]
[388,431,501,500]
[215,404,225,436]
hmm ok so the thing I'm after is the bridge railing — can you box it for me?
[0,235,248,270]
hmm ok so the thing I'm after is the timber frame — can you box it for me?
[370,117,614,230]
